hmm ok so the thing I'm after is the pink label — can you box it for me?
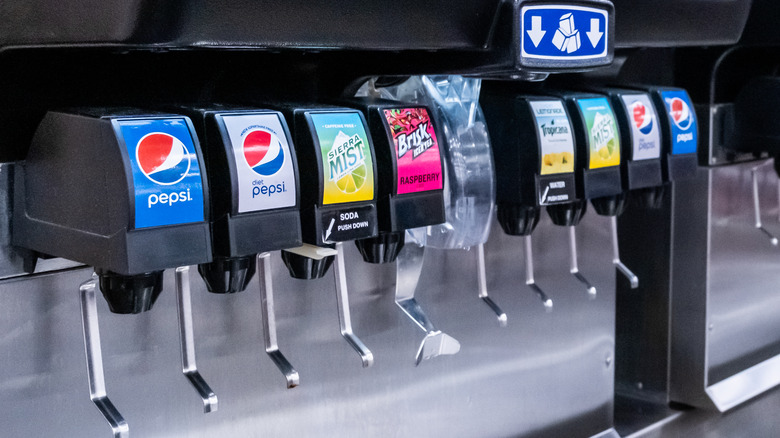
[383,108,443,194]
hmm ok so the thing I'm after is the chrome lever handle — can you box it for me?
[477,243,507,326]
[524,235,553,311]
[752,163,779,245]
[568,226,597,299]
[79,274,129,438]
[333,242,374,368]
[257,253,299,388]
[394,239,460,365]
[175,266,218,413]
[610,217,639,289]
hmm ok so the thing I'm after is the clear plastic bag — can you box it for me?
[357,75,495,249]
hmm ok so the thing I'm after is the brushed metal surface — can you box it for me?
[0,212,616,437]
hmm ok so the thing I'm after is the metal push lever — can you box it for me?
[175,266,218,413]
[79,274,129,438]
[257,252,299,388]
[752,161,779,245]
[610,217,639,288]
[395,240,460,365]
[523,235,553,311]
[568,226,597,299]
[476,243,507,326]
[333,242,374,368]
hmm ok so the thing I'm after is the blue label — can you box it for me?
[521,5,608,61]
[118,118,205,229]
[661,90,698,155]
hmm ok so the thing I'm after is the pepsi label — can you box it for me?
[220,113,297,213]
[661,90,698,155]
[118,118,205,229]
[620,94,661,160]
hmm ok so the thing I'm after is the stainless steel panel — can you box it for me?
[0,212,616,437]
[670,161,780,410]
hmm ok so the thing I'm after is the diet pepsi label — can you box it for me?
[620,94,661,161]
[220,113,297,213]
[118,118,205,229]
[661,90,697,155]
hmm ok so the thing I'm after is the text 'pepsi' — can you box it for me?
[221,113,297,213]
[117,118,206,229]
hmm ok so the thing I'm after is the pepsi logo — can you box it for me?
[243,129,285,176]
[667,97,693,130]
[630,101,654,135]
[136,132,191,185]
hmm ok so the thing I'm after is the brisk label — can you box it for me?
[398,122,433,159]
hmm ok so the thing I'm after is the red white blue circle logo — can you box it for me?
[668,97,693,130]
[630,100,654,135]
[136,132,191,185]
[243,129,285,176]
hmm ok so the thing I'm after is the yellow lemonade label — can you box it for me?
[531,100,576,175]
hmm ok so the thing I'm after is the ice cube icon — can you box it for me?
[551,13,581,53]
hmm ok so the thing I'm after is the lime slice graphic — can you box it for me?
[334,163,367,194]
[352,164,366,179]
[352,172,365,189]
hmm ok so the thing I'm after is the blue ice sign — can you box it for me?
[117,118,206,229]
[521,5,608,61]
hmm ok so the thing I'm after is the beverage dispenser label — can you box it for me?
[530,100,575,175]
[221,113,297,213]
[382,107,443,194]
[620,94,661,160]
[311,112,375,205]
[577,97,621,169]
[118,118,205,229]
[520,5,608,61]
[661,90,698,155]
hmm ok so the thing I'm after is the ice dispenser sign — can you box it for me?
[118,118,205,229]
[222,113,297,213]
[662,90,698,155]
[311,112,375,205]
[577,98,620,169]
[530,100,575,175]
[521,5,608,60]
[382,107,443,194]
[621,95,661,160]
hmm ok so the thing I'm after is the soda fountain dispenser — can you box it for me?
[556,92,639,288]
[481,92,579,302]
[354,75,497,362]
[276,104,379,368]
[181,106,303,387]
[597,89,665,207]
[346,97,474,362]
[13,110,218,436]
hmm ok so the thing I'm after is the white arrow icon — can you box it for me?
[324,218,335,242]
[527,16,546,47]
[586,18,603,47]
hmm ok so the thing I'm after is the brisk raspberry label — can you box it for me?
[383,107,443,195]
